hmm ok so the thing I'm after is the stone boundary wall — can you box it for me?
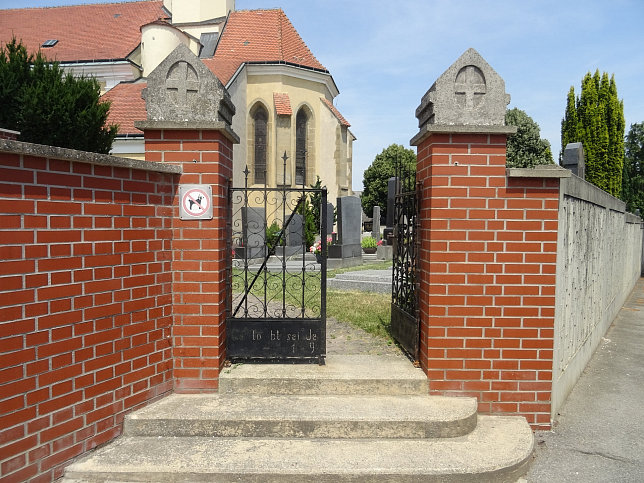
[552,174,643,416]
[0,140,181,482]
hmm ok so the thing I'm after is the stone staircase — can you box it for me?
[63,355,533,482]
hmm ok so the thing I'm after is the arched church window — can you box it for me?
[295,108,308,186]
[253,106,268,184]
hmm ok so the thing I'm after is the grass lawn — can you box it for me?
[231,260,393,340]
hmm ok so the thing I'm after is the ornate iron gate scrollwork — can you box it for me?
[226,164,327,363]
[391,159,420,361]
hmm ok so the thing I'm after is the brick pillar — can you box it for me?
[413,126,564,428]
[140,126,234,392]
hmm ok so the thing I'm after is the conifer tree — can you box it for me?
[560,70,625,197]
[623,123,644,215]
[0,38,117,154]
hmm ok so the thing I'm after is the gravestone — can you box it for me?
[241,207,266,259]
[275,213,303,257]
[325,202,335,235]
[372,205,381,241]
[140,43,235,125]
[416,48,510,128]
[328,196,362,259]
[562,142,585,179]
[383,177,397,245]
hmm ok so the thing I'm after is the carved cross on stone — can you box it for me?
[166,61,199,107]
[455,65,486,110]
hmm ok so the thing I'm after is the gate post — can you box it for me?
[411,49,563,428]
[135,44,239,393]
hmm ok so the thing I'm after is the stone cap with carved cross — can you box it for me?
[135,43,239,143]
[415,48,511,129]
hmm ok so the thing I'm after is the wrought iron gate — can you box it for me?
[226,164,327,363]
[390,159,420,361]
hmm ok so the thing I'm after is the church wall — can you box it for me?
[167,0,234,24]
[318,104,340,203]
[228,71,248,188]
[245,73,337,193]
[141,24,191,77]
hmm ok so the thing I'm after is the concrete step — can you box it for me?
[124,393,478,439]
[63,416,533,482]
[219,355,428,396]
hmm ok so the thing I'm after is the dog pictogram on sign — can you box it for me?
[179,185,213,220]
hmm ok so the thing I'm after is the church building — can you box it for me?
[0,0,354,200]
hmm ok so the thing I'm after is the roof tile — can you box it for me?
[321,97,351,127]
[203,9,326,85]
[101,82,147,135]
[273,93,292,116]
[0,1,166,62]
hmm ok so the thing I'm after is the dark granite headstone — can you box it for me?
[372,205,381,242]
[325,202,335,235]
[329,196,362,259]
[562,142,585,179]
[241,207,266,259]
[386,177,396,228]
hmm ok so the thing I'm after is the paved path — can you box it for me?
[527,278,644,482]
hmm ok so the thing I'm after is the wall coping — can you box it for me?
[0,127,20,136]
[410,124,517,146]
[506,165,571,179]
[134,120,240,144]
[0,139,182,175]
[561,172,629,214]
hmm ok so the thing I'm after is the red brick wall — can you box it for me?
[0,129,19,141]
[144,128,233,393]
[0,151,177,482]
[416,131,559,429]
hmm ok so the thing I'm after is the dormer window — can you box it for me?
[42,39,58,47]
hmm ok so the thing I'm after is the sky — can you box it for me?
[2,0,644,192]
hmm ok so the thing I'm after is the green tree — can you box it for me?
[361,144,416,220]
[560,70,625,197]
[623,123,644,215]
[0,38,117,153]
[505,108,554,168]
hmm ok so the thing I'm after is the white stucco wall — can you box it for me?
[552,174,643,417]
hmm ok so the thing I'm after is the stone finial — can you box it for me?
[141,43,235,125]
[416,48,510,127]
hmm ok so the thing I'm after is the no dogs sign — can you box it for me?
[179,185,213,220]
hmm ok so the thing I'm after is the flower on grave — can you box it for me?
[310,240,322,255]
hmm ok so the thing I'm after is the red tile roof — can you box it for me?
[0,1,166,62]
[273,93,292,116]
[321,97,351,127]
[101,82,147,135]
[204,9,327,85]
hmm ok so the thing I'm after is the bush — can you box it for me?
[361,237,377,249]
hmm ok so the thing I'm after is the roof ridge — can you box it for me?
[321,97,350,127]
[1,0,159,11]
[277,9,284,61]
